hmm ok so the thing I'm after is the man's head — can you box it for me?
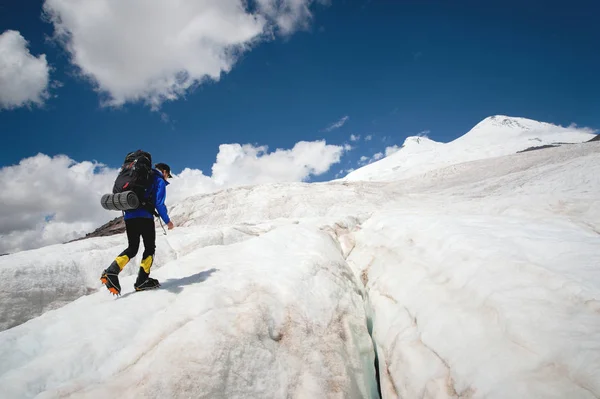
[155,163,173,180]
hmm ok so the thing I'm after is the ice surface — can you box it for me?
[1,117,599,398]
[0,225,259,331]
[348,212,600,398]
[0,225,378,398]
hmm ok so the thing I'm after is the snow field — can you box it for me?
[0,224,279,332]
[0,119,599,398]
[345,116,596,183]
[348,212,600,398]
[0,224,378,398]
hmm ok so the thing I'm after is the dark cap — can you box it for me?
[155,163,173,178]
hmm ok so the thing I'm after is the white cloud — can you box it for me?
[334,167,355,179]
[356,151,384,168]
[214,141,343,184]
[0,30,51,110]
[385,145,401,157]
[353,142,405,170]
[43,0,327,109]
[566,123,597,134]
[350,134,360,141]
[256,0,328,35]
[323,116,349,132]
[170,140,346,203]
[365,135,372,141]
[1,139,346,254]
[357,155,371,167]
[0,154,118,254]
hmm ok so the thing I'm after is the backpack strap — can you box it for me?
[139,175,160,217]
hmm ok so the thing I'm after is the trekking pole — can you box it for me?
[157,216,167,235]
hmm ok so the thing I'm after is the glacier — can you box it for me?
[0,116,599,398]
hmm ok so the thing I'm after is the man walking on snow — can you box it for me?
[101,162,175,295]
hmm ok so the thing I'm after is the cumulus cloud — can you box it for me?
[354,130,428,168]
[356,147,395,167]
[1,139,346,254]
[385,145,401,156]
[357,153,379,167]
[334,168,354,179]
[322,116,349,132]
[169,140,347,203]
[0,30,51,110]
[350,134,360,141]
[43,0,327,109]
[0,154,118,254]
[256,0,328,35]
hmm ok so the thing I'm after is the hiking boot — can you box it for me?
[100,261,122,296]
[134,267,160,291]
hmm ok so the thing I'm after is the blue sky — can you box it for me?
[1,0,599,181]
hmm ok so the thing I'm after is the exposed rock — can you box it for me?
[588,134,600,142]
[68,216,125,242]
[516,144,561,153]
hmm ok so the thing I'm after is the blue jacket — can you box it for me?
[124,169,171,224]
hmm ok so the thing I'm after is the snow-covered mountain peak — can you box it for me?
[463,115,558,141]
[454,115,593,149]
[345,115,596,182]
[397,135,442,154]
[473,115,550,131]
[402,135,438,147]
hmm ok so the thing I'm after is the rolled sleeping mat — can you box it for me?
[117,191,139,210]
[100,194,116,211]
[101,191,139,211]
[101,193,121,211]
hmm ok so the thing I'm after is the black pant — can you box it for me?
[119,218,156,260]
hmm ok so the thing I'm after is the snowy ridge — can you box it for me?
[0,225,264,331]
[469,114,555,132]
[0,136,599,396]
[398,135,442,154]
[344,115,596,182]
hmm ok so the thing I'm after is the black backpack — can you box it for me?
[113,150,155,212]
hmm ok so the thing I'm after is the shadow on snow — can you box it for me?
[119,268,219,298]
